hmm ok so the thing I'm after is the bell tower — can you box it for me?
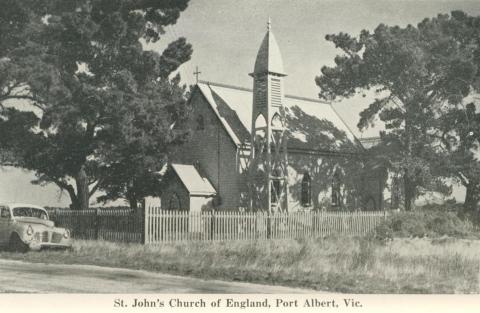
[249,19,288,212]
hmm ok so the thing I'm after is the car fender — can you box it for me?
[10,221,23,232]
[10,224,26,240]
[9,231,24,243]
[10,226,33,244]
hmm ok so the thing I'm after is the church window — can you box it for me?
[331,171,342,207]
[364,196,377,211]
[271,179,281,204]
[391,174,401,210]
[301,172,311,207]
[196,115,205,130]
[168,193,181,210]
[271,168,282,204]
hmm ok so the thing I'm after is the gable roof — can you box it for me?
[171,163,216,196]
[194,81,362,153]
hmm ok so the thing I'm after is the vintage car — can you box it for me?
[0,203,72,252]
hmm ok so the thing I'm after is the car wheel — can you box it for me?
[8,233,29,253]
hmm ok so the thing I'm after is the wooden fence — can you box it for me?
[144,208,387,244]
[46,208,387,244]
[47,208,143,243]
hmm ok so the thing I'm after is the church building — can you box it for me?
[161,21,386,212]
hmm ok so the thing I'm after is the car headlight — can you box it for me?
[63,229,70,239]
[26,225,34,236]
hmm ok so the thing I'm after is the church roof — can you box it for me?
[252,24,286,76]
[171,163,216,196]
[195,81,362,153]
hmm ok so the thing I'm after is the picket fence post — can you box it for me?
[94,208,100,240]
[143,206,149,244]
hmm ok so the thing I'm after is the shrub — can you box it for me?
[375,206,476,239]
[390,214,428,238]
[374,223,393,241]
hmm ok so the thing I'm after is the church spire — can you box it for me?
[250,18,286,77]
[249,19,289,213]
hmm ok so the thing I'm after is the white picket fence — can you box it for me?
[144,208,387,244]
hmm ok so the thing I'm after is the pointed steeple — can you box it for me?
[251,19,286,77]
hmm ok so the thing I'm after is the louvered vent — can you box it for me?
[271,78,282,107]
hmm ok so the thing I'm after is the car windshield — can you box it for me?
[12,207,49,220]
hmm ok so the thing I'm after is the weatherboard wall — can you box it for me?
[171,88,242,210]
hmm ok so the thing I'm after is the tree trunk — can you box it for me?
[126,178,139,211]
[65,184,80,210]
[464,182,480,213]
[403,172,415,211]
[403,104,415,211]
[74,165,90,210]
[128,196,138,211]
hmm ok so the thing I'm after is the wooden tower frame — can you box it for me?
[249,20,288,212]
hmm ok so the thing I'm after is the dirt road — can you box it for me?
[0,259,317,293]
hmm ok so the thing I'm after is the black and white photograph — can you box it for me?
[1,0,480,311]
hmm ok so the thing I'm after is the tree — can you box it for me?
[316,11,479,210]
[0,0,57,105]
[0,0,192,209]
[434,103,480,215]
[429,12,480,214]
[95,75,191,210]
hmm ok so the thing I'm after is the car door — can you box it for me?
[0,206,12,245]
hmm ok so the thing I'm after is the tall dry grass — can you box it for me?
[1,237,479,293]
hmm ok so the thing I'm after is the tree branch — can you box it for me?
[457,172,469,186]
[50,177,71,191]
[89,179,102,198]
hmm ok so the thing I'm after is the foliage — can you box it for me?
[435,102,480,214]
[375,206,476,240]
[94,74,191,209]
[0,0,193,209]
[316,11,480,210]
[426,11,480,213]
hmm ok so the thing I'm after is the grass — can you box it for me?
[0,237,479,293]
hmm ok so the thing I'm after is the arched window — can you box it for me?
[196,115,205,130]
[391,174,401,210]
[271,167,282,204]
[301,172,311,207]
[364,196,377,211]
[271,180,281,204]
[331,171,342,207]
[168,193,181,210]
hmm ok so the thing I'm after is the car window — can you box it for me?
[12,207,49,220]
[0,207,10,219]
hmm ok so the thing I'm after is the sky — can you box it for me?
[1,0,479,206]
[150,0,480,137]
